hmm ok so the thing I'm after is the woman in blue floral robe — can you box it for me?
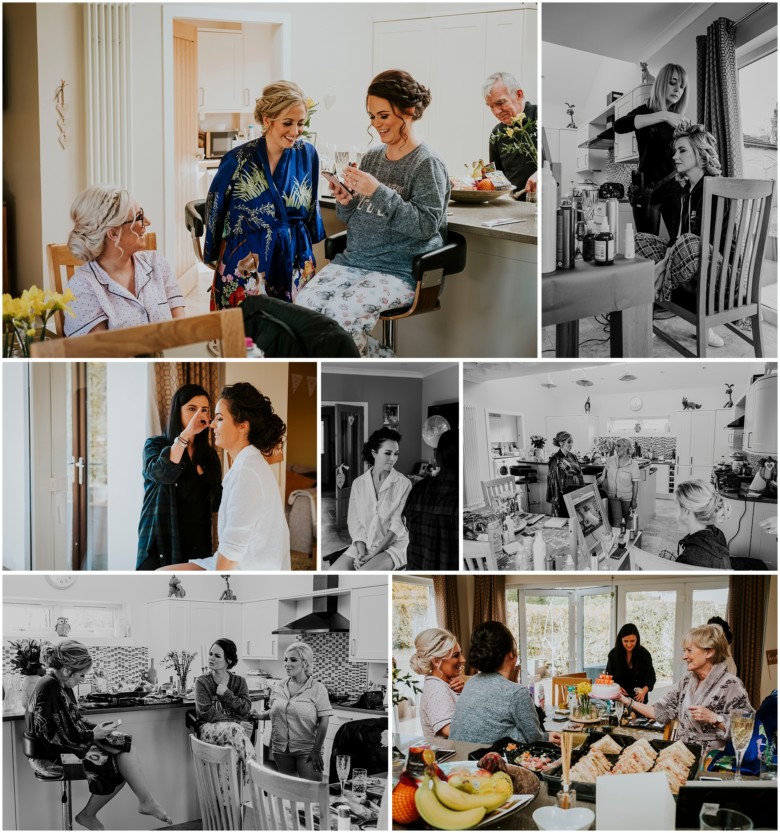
[204,84,325,308]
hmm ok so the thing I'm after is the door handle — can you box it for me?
[351,639,356,657]
[243,88,250,107]
[271,639,276,655]
[69,456,85,486]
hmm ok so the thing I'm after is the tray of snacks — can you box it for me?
[450,162,514,203]
[542,732,701,801]
[467,738,561,778]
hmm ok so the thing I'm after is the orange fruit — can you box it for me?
[392,779,420,824]
[476,179,496,191]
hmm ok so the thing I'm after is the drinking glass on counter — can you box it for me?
[320,143,336,175]
[336,754,351,797]
[352,768,368,798]
[335,149,350,178]
[730,708,756,781]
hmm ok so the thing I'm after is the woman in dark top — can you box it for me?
[547,431,584,517]
[27,641,171,829]
[674,480,731,569]
[605,623,656,703]
[195,639,256,776]
[137,384,222,570]
[615,63,688,236]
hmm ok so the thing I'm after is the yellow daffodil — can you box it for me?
[576,681,592,697]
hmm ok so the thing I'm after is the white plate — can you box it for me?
[533,806,595,830]
[437,761,535,829]
[503,542,521,555]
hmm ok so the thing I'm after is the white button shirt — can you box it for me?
[64,250,186,337]
[216,445,291,570]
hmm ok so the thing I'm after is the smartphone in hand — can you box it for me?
[322,171,354,196]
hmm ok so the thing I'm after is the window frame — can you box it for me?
[4,598,130,645]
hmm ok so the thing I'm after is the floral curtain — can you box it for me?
[696,17,744,177]
[727,576,767,707]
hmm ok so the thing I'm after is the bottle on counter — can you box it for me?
[605,198,619,253]
[533,529,547,571]
[582,222,597,262]
[595,217,615,265]
[567,685,577,713]
[145,658,158,685]
[624,222,636,259]
[619,518,627,545]
[247,124,256,141]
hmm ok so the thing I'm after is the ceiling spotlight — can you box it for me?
[619,373,637,382]
[576,379,594,387]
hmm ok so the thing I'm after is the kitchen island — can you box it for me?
[317,195,537,357]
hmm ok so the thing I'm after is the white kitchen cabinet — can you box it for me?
[654,463,672,498]
[557,128,579,196]
[750,502,778,569]
[613,83,651,163]
[242,600,281,659]
[349,586,387,663]
[198,30,247,113]
[147,599,222,675]
[744,374,777,454]
[636,467,657,529]
[713,408,736,462]
[672,410,716,487]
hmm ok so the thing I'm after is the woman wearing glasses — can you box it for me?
[64,185,186,337]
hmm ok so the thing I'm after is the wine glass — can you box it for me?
[335,149,350,178]
[614,698,625,725]
[336,754,351,797]
[730,708,755,781]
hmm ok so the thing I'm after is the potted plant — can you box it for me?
[162,650,197,696]
[8,639,51,709]
[530,435,546,461]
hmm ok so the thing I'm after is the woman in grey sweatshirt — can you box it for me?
[295,69,450,357]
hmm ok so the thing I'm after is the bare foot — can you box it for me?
[139,799,172,825]
[75,812,105,831]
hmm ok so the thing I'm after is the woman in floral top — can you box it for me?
[204,81,325,307]
[546,430,584,517]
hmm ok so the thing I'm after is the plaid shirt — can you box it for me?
[136,435,221,569]
[404,469,458,571]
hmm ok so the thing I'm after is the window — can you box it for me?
[624,589,677,686]
[522,593,572,678]
[392,578,437,680]
[608,417,670,435]
[4,600,128,642]
[691,587,729,628]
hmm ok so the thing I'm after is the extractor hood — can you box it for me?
[272,576,350,634]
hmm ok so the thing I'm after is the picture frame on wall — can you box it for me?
[383,403,399,430]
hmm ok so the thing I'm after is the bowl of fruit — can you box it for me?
[450,161,514,203]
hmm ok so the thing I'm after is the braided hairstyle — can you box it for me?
[409,628,459,676]
[366,70,432,148]
[218,382,286,455]
[254,80,308,134]
[673,121,722,180]
[67,185,136,261]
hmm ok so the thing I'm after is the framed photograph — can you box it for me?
[383,403,399,430]
[563,483,610,560]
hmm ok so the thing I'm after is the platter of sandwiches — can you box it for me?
[543,732,701,800]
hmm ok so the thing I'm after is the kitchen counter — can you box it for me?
[720,485,777,505]
[316,195,537,356]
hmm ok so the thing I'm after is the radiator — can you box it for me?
[85,4,133,187]
[464,405,482,508]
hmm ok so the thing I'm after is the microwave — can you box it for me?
[204,130,237,159]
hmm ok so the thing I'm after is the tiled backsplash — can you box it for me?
[3,645,149,688]
[297,632,369,696]
[596,436,677,459]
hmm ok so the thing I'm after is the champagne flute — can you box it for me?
[730,708,755,781]
[336,754,351,797]
[615,698,624,725]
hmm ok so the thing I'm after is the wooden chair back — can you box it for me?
[190,736,243,831]
[248,759,329,831]
[463,539,498,572]
[662,718,678,742]
[46,234,158,336]
[552,673,589,706]
[654,178,774,357]
[30,309,245,358]
[481,475,517,508]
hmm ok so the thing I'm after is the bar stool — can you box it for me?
[324,230,467,353]
[22,733,86,830]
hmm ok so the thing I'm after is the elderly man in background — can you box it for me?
[484,71,538,201]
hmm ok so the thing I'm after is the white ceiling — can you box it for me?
[466,361,769,395]
[463,362,616,384]
[543,3,731,63]
[321,362,457,378]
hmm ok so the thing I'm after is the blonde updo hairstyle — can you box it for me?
[682,624,729,665]
[254,81,307,134]
[67,185,136,262]
[409,628,458,676]
[673,121,722,179]
[675,479,730,525]
[284,641,314,677]
[49,640,93,674]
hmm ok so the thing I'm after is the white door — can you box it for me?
[690,411,716,467]
[670,411,691,466]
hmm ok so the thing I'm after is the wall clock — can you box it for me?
[45,575,76,590]
[629,397,643,412]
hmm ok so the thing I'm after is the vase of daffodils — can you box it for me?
[3,286,75,357]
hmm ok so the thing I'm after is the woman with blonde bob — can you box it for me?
[259,642,332,780]
[204,81,325,307]
[673,479,731,569]
[617,625,751,757]
[597,437,640,526]
[615,62,689,236]
[410,628,464,738]
[65,185,185,337]
[26,640,171,829]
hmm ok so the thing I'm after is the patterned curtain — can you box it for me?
[473,576,506,627]
[727,576,767,707]
[433,576,461,642]
[696,18,744,177]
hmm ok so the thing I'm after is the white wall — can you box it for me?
[3,364,30,569]
[107,363,152,570]
[420,364,459,459]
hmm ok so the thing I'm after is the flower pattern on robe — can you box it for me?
[204,138,325,307]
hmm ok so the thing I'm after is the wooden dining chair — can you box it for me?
[190,736,244,831]
[46,234,158,336]
[551,673,589,706]
[30,309,246,358]
[463,539,498,571]
[653,178,774,357]
[248,759,329,831]
[481,475,518,509]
